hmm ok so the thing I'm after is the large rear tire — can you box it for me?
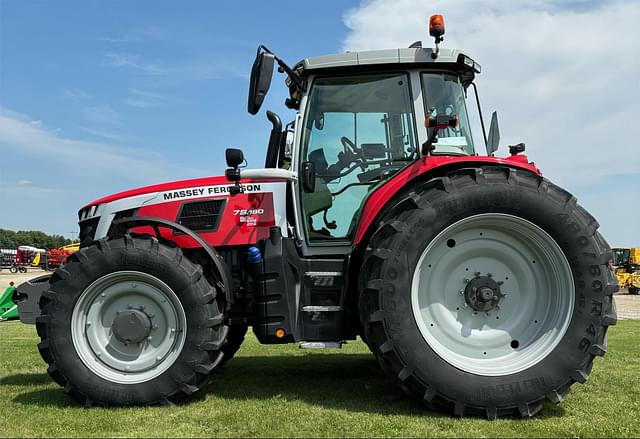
[360,167,618,418]
[36,236,226,406]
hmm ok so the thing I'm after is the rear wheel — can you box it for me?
[36,236,226,406]
[360,167,618,418]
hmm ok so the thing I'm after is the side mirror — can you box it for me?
[248,48,275,115]
[486,111,500,156]
[225,148,244,168]
[301,161,316,193]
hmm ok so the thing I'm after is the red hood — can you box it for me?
[84,175,231,208]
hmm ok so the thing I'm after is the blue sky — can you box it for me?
[0,0,359,238]
[1,0,638,246]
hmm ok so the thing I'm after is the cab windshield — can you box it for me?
[300,73,416,242]
[422,73,475,155]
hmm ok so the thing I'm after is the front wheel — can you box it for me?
[36,237,227,406]
[360,167,617,418]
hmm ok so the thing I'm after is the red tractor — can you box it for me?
[16,17,617,418]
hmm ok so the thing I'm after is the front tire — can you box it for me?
[36,236,226,406]
[360,167,618,418]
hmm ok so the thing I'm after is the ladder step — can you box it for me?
[304,271,343,277]
[302,305,342,312]
[300,341,342,349]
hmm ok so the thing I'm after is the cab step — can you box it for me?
[299,341,343,349]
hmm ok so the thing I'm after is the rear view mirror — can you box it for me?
[486,111,500,156]
[248,48,275,115]
[301,161,316,193]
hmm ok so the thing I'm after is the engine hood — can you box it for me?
[83,175,232,209]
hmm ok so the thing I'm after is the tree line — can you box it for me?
[0,228,74,250]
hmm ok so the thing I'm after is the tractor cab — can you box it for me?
[241,15,491,246]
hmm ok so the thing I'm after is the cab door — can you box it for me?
[296,72,418,246]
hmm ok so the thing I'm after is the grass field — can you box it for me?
[1,320,639,438]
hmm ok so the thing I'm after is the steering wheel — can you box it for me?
[341,136,359,155]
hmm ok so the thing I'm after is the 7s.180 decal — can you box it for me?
[233,208,266,227]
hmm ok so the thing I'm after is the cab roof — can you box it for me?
[298,47,472,72]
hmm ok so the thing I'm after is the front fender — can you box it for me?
[111,216,235,306]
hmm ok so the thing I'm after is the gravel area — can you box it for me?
[0,269,45,291]
[2,270,639,320]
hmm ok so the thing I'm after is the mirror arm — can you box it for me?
[421,128,440,156]
[259,45,306,92]
[471,82,488,147]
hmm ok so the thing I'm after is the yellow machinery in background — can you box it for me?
[612,248,640,294]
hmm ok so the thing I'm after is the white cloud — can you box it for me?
[98,26,168,44]
[83,105,120,125]
[0,108,202,183]
[103,52,244,81]
[342,0,640,245]
[60,88,92,101]
[124,88,167,109]
[104,52,167,75]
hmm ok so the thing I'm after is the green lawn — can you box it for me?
[1,320,639,438]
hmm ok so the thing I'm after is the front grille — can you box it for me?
[176,199,225,232]
[79,217,100,248]
[113,208,137,222]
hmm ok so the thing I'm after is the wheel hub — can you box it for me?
[112,308,152,344]
[464,275,503,312]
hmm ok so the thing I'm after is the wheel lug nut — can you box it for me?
[463,278,470,283]
[86,321,92,326]
[156,356,162,362]
[100,293,106,298]
[474,272,481,277]
[147,336,153,341]
[487,273,493,277]
[458,290,464,295]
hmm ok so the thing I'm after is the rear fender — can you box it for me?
[353,156,541,247]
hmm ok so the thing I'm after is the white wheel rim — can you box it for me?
[411,213,574,376]
[71,271,187,384]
